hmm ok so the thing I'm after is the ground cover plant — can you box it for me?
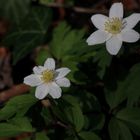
[0,0,140,140]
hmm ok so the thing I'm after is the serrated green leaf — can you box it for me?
[0,106,17,121]
[49,22,98,84]
[94,46,112,79]
[0,94,38,121]
[36,47,52,65]
[108,118,133,140]
[41,107,53,125]
[118,120,133,140]
[11,117,34,131]
[88,113,105,131]
[0,0,31,25]
[74,91,101,112]
[108,118,119,140]
[105,79,127,109]
[50,22,87,60]
[51,95,84,132]
[79,131,101,140]
[62,95,85,132]
[125,63,140,107]
[105,63,140,109]
[0,117,34,137]
[0,123,21,137]
[116,108,140,136]
[3,6,52,64]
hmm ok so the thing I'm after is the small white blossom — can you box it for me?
[24,58,71,100]
[86,2,140,55]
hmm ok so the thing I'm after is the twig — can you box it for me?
[73,7,108,14]
[40,2,108,14]
[0,84,30,102]
[56,121,69,129]
[41,99,51,107]
[0,47,13,89]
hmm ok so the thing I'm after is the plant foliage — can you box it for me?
[0,0,140,140]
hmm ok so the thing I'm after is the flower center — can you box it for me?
[41,70,54,83]
[104,17,123,34]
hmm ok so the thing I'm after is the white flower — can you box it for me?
[23,58,71,100]
[86,2,140,55]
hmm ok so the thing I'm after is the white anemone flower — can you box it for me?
[86,2,140,55]
[24,58,71,100]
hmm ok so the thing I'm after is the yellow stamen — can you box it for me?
[41,70,54,83]
[104,17,123,34]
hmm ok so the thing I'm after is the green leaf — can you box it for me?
[51,95,84,132]
[11,117,34,131]
[108,118,119,140]
[0,123,21,137]
[62,95,85,132]
[105,63,140,109]
[105,79,127,109]
[50,22,98,84]
[35,131,50,140]
[87,113,105,131]
[36,47,52,65]
[50,22,87,60]
[108,118,133,140]
[116,108,140,136]
[41,107,53,125]
[94,46,112,79]
[0,106,17,121]
[3,6,52,64]
[125,63,140,107]
[95,49,112,78]
[74,91,101,113]
[0,0,31,25]
[0,94,38,121]
[0,117,34,137]
[78,131,101,140]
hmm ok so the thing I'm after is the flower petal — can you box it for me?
[124,13,140,29]
[24,74,42,87]
[91,14,108,30]
[55,68,71,80]
[44,58,55,70]
[56,78,70,87]
[49,83,62,99]
[106,36,122,55]
[109,3,123,18]
[86,30,110,45]
[35,84,49,99]
[33,66,45,74]
[121,29,140,42]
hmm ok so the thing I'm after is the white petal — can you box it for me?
[124,13,140,29]
[56,78,70,87]
[33,66,45,74]
[91,14,108,30]
[49,83,62,99]
[109,3,123,18]
[44,58,55,70]
[24,74,42,87]
[106,36,122,55]
[55,68,71,80]
[86,30,110,45]
[35,84,49,99]
[121,29,140,42]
